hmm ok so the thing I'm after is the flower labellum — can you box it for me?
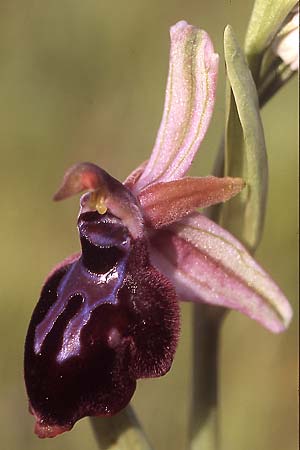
[25,164,180,438]
[25,20,292,438]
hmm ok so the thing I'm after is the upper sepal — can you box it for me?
[134,21,219,191]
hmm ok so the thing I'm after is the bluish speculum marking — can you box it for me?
[34,212,130,362]
[25,191,179,437]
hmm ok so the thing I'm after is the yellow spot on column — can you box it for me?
[96,198,107,215]
[89,191,108,214]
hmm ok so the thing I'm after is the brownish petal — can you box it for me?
[123,160,148,190]
[138,176,245,228]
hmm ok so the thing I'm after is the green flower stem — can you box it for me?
[90,406,153,450]
[189,304,226,450]
[258,62,296,107]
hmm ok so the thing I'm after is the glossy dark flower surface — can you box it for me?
[25,209,179,437]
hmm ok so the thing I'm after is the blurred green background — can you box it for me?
[0,1,297,449]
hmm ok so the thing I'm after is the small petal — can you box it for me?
[139,176,244,228]
[135,21,219,191]
[150,213,292,333]
[124,160,148,190]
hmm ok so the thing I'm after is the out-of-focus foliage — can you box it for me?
[0,1,297,450]
[245,0,297,78]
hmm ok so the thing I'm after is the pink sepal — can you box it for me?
[135,21,219,191]
[150,213,292,333]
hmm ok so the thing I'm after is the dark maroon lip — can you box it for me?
[25,204,180,437]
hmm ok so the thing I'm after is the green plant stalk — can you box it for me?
[189,304,226,450]
[258,63,296,108]
[90,406,153,450]
[190,2,297,448]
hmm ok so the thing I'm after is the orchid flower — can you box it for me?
[272,5,299,71]
[24,21,292,438]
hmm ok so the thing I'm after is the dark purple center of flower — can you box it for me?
[24,209,179,436]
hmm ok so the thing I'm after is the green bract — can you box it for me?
[245,0,297,81]
[220,26,268,252]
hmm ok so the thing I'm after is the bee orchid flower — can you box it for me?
[24,20,292,438]
[272,5,299,72]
